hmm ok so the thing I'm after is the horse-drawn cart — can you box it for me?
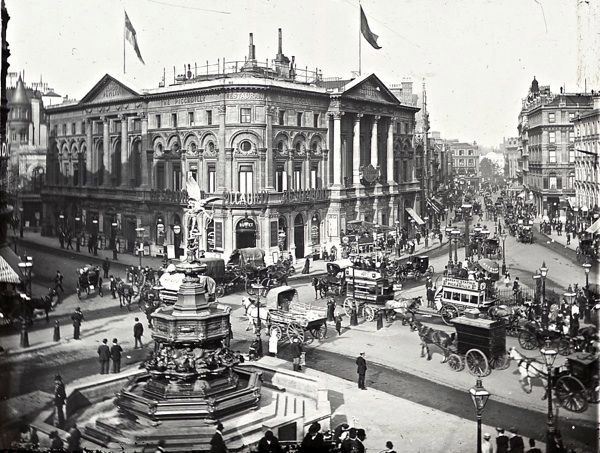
[264,286,328,343]
[76,265,103,299]
[553,352,599,412]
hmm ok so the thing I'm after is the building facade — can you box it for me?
[501,137,520,181]
[518,77,593,218]
[42,32,421,261]
[572,95,600,218]
[448,141,480,188]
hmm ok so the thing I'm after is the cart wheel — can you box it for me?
[555,375,589,413]
[215,284,225,299]
[364,306,375,322]
[310,323,327,340]
[343,298,356,317]
[557,338,571,356]
[447,353,465,372]
[490,351,510,370]
[287,323,305,343]
[517,329,538,350]
[588,376,599,404]
[440,305,459,325]
[465,349,490,377]
[269,325,283,340]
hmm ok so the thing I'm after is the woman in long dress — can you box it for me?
[268,330,278,357]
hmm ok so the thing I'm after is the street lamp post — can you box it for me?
[18,259,33,297]
[74,217,81,252]
[452,228,460,265]
[445,226,453,267]
[135,227,145,268]
[583,263,591,289]
[540,262,549,330]
[444,207,449,226]
[92,219,98,256]
[251,283,264,358]
[423,217,429,247]
[540,341,558,453]
[583,263,592,323]
[469,379,491,453]
[500,231,508,275]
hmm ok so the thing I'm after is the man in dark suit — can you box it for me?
[97,338,110,374]
[71,307,83,340]
[356,352,367,390]
[209,422,227,453]
[496,427,509,453]
[508,427,525,453]
[133,317,144,349]
[53,374,66,428]
[110,338,123,373]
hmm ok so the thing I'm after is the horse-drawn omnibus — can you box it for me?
[434,276,495,324]
[342,266,394,321]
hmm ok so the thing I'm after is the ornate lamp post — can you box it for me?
[135,227,145,268]
[444,207,449,225]
[469,379,491,453]
[452,228,461,264]
[540,262,549,330]
[18,259,33,296]
[583,262,592,323]
[445,226,454,267]
[74,216,81,252]
[251,283,265,358]
[583,263,591,289]
[423,217,429,247]
[92,219,98,255]
[540,341,558,453]
[500,231,508,275]
[395,220,400,255]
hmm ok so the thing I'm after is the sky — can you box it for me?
[5,0,596,147]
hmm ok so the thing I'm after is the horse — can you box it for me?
[29,287,59,323]
[311,277,328,299]
[508,347,548,395]
[241,296,269,332]
[415,321,456,362]
[384,296,422,329]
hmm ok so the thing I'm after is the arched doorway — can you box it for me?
[278,216,288,251]
[236,218,257,249]
[294,214,304,259]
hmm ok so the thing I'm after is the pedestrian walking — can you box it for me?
[66,232,73,250]
[49,430,64,450]
[54,270,64,294]
[356,352,367,390]
[87,235,93,253]
[134,317,144,348]
[257,430,282,453]
[482,433,493,453]
[110,338,123,373]
[110,276,117,299]
[66,423,81,453]
[526,439,542,453]
[508,427,524,453]
[58,231,65,249]
[496,427,509,453]
[102,257,110,279]
[291,336,304,371]
[335,314,343,336]
[53,374,66,428]
[381,440,397,453]
[301,256,311,274]
[504,273,511,288]
[566,232,571,245]
[301,422,326,453]
[97,338,110,374]
[268,329,278,357]
[71,307,83,340]
[209,422,227,453]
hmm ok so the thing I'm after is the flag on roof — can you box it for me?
[124,11,145,65]
[360,6,381,49]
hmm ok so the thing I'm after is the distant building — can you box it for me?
[448,141,480,188]
[518,77,593,218]
[572,95,600,221]
[500,137,520,181]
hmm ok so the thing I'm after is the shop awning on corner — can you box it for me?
[426,198,441,214]
[405,208,425,225]
[567,197,577,209]
[0,247,21,284]
[586,218,600,235]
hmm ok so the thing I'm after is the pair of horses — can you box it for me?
[0,287,59,325]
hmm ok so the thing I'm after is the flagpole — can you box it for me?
[358,1,362,76]
[123,14,126,74]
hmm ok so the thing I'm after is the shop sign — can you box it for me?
[225,191,269,205]
[237,218,256,230]
[311,224,319,242]
[214,221,223,249]
[282,188,327,203]
[442,277,479,291]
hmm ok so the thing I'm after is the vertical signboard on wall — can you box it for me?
[270,221,278,247]
[214,221,223,249]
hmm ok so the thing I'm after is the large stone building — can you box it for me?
[518,77,593,218]
[42,31,422,261]
[500,137,520,181]
[448,140,480,188]
[572,95,600,220]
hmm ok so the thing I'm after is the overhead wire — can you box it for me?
[145,0,231,15]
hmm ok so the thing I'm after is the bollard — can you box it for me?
[20,319,30,348]
[376,310,383,330]
[350,306,358,326]
[53,320,61,342]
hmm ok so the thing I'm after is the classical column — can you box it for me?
[85,119,92,186]
[387,117,396,185]
[217,104,227,192]
[102,116,110,186]
[265,106,275,190]
[225,148,234,190]
[140,114,150,188]
[321,150,328,188]
[119,114,129,187]
[371,115,380,168]
[332,112,344,186]
[353,113,363,185]
[181,155,188,192]
[304,154,310,189]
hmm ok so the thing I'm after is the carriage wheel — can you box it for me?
[588,376,599,404]
[447,353,465,372]
[245,279,257,296]
[343,298,357,317]
[269,325,283,340]
[554,376,589,413]
[286,323,305,343]
[557,338,571,356]
[465,349,490,377]
[440,305,459,325]
[309,323,327,340]
[363,305,375,322]
[215,284,225,299]
[517,329,538,350]
[489,351,510,370]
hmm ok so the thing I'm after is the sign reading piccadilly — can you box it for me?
[442,277,480,291]
[160,95,207,106]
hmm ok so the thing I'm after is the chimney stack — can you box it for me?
[248,33,256,61]
[278,28,282,55]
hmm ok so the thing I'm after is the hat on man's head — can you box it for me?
[496,427,504,433]
[484,433,491,440]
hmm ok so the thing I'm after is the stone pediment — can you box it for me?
[342,74,400,105]
[79,74,140,104]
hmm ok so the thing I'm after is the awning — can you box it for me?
[426,198,441,214]
[567,197,576,209]
[586,218,600,234]
[0,246,21,284]
[405,208,425,225]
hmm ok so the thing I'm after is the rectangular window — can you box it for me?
[171,113,177,128]
[569,149,575,163]
[569,112,575,121]
[310,168,318,188]
[556,176,562,189]
[313,113,319,128]
[189,166,198,182]
[458,150,464,156]
[133,119,141,132]
[297,112,303,127]
[240,108,251,124]
[569,131,574,143]
[270,221,279,248]
[206,110,212,125]
[81,121,86,134]
[549,131,556,143]
[543,177,548,189]
[467,150,473,156]
[549,176,557,189]
[71,123,76,135]
[238,166,253,193]
[188,111,195,125]
[459,158,465,166]
[62,124,67,135]
[207,165,216,193]
[293,168,302,189]
[548,112,555,123]
[173,166,181,191]
[275,168,286,192]
[278,110,285,125]
[549,150,556,163]
[155,114,161,129]
[156,163,165,189]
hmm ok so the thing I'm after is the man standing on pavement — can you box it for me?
[290,337,304,371]
[356,352,367,390]
[482,433,493,453]
[97,338,110,374]
[110,338,123,373]
[66,231,73,250]
[54,270,64,294]
[102,257,110,279]
[71,307,83,340]
[134,317,144,348]
[209,422,227,453]
[508,427,524,453]
[53,374,66,428]
[66,423,82,452]
[495,427,509,453]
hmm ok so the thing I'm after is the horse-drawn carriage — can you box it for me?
[342,266,395,321]
[244,286,328,343]
[76,265,103,299]
[394,255,434,283]
[312,262,349,298]
[576,238,598,264]
[518,225,534,243]
[433,276,495,325]
[517,321,572,356]
[481,238,502,259]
